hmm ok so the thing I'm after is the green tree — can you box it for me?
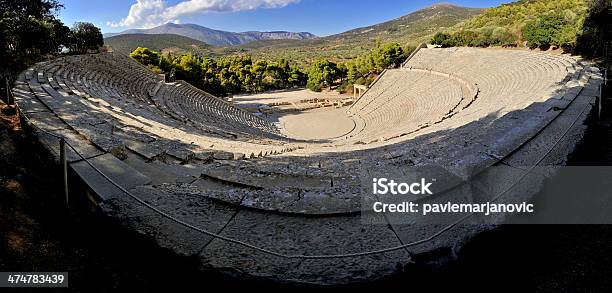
[307,59,341,92]
[346,62,359,83]
[158,54,173,72]
[129,47,307,96]
[575,0,611,58]
[251,60,268,92]
[71,22,103,53]
[288,65,306,87]
[372,42,406,69]
[178,53,201,79]
[523,14,567,48]
[1,0,69,72]
[343,42,408,89]
[51,19,72,50]
[130,47,161,66]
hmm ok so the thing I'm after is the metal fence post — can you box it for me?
[60,138,69,208]
[4,77,9,105]
[598,83,603,120]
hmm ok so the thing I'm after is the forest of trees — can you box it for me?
[131,41,410,96]
[305,42,408,92]
[0,0,104,76]
[430,0,588,50]
[343,42,409,91]
[130,47,307,96]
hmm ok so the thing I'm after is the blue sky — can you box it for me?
[58,0,511,36]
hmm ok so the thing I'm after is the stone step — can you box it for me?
[70,153,152,201]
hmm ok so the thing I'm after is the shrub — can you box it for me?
[431,32,452,47]
[523,14,567,48]
[429,0,587,50]
[336,81,350,94]
[491,27,518,46]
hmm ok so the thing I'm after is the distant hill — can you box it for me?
[215,4,484,65]
[104,4,484,66]
[457,0,587,31]
[104,23,317,46]
[328,3,483,44]
[104,34,213,55]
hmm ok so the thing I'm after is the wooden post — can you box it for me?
[60,138,69,208]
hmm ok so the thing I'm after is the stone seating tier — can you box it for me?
[13,48,604,285]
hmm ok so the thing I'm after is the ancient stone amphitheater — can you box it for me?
[13,47,603,285]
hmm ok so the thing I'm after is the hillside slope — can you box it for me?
[431,0,589,48]
[215,4,484,65]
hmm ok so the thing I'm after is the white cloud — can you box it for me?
[108,0,301,29]
[107,0,166,28]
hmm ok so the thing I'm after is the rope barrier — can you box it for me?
[11,66,594,259]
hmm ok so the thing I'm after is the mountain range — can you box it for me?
[104,23,317,46]
[105,34,212,55]
[104,4,484,66]
[217,4,484,64]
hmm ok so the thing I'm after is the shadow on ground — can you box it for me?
[1,94,612,292]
